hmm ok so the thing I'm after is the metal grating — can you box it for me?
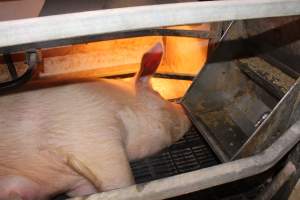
[130,126,220,184]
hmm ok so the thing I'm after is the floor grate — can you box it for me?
[130,126,220,184]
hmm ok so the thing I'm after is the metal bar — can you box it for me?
[0,51,37,93]
[237,58,295,99]
[3,54,18,79]
[90,72,194,80]
[219,21,235,42]
[153,73,195,81]
[71,120,300,200]
[260,54,300,79]
[0,0,300,53]
[0,29,213,54]
[255,161,296,200]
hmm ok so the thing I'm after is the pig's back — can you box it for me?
[0,80,133,182]
[0,79,133,136]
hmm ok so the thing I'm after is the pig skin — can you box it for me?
[0,44,191,200]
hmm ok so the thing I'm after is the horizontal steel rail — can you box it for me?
[0,0,300,53]
[71,120,300,200]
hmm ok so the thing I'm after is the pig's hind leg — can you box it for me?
[65,139,134,192]
[0,176,40,200]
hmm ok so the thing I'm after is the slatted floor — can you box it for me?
[130,126,220,184]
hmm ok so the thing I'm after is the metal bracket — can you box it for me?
[0,50,38,93]
[3,53,18,80]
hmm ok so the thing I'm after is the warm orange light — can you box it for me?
[0,24,209,99]
[161,24,210,75]
[151,78,192,100]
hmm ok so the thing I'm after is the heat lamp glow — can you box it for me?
[0,24,209,100]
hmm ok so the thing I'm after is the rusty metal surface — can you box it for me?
[181,16,299,161]
[182,57,299,161]
[238,57,295,99]
[234,78,300,159]
[182,56,281,161]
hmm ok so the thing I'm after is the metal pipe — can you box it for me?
[70,120,300,200]
[3,54,18,79]
[255,161,296,200]
[0,28,213,54]
[0,51,37,93]
[0,0,300,53]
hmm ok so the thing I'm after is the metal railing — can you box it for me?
[0,0,299,53]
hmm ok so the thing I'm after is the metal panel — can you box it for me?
[181,57,299,161]
[0,0,300,53]
[234,78,300,159]
[182,56,288,161]
[180,19,299,161]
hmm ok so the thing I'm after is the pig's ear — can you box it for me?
[135,43,163,85]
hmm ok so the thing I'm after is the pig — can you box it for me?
[0,43,191,200]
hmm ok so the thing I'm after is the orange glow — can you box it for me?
[161,24,210,75]
[42,37,163,76]
[0,24,209,99]
[123,77,191,100]
[151,78,192,100]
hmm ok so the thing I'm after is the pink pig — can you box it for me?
[0,43,191,200]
